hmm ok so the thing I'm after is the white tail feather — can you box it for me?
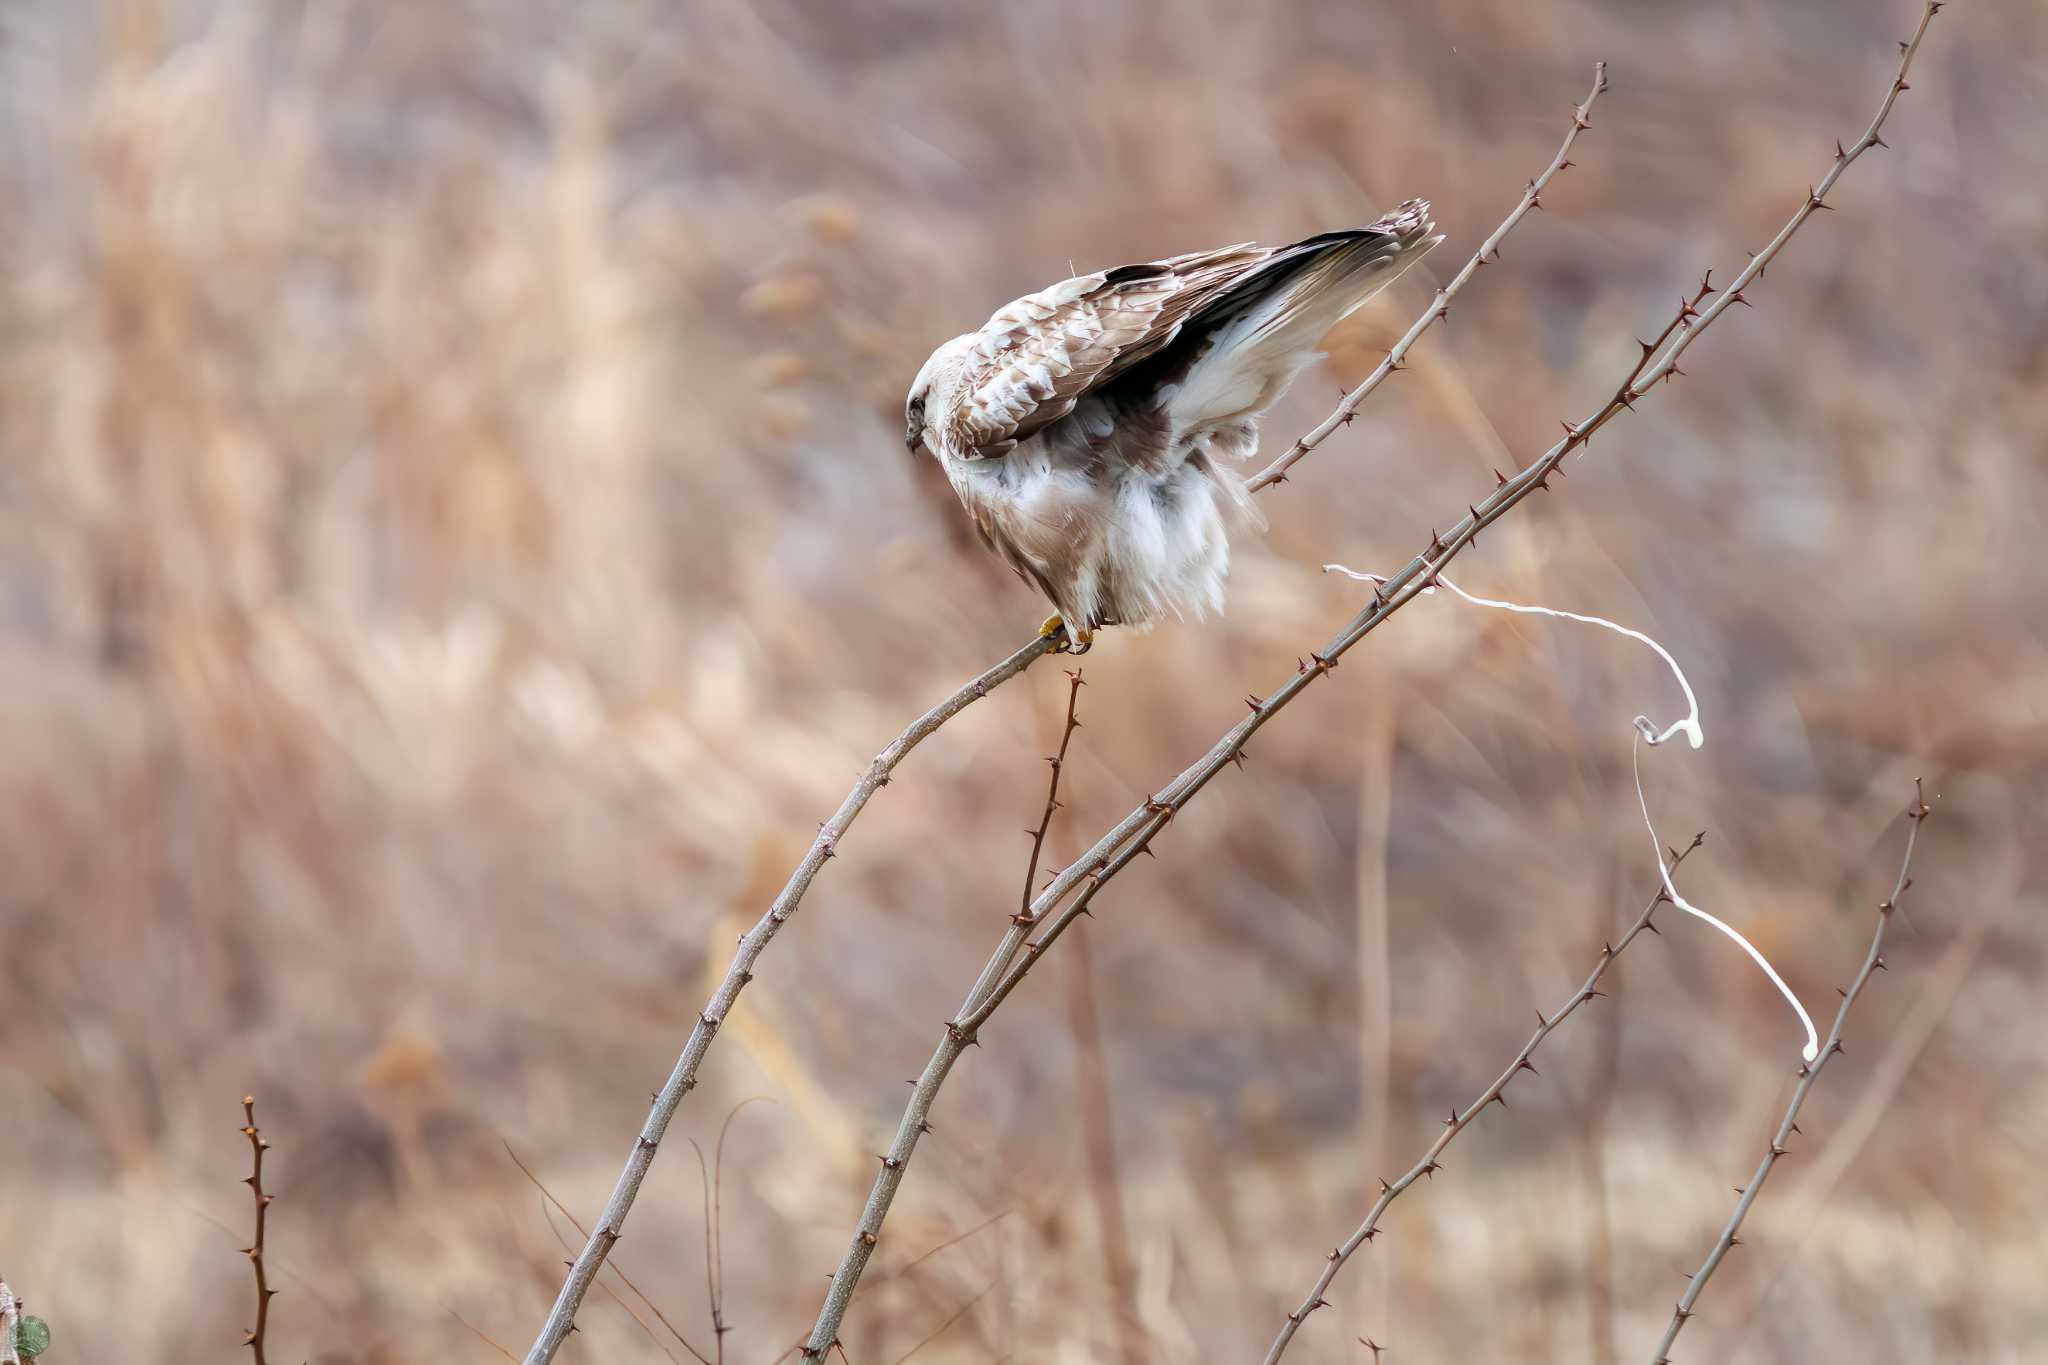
[1169,232,1442,433]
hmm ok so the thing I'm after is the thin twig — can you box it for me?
[885,1209,1011,1281]
[687,1143,719,1359]
[890,1283,995,1365]
[706,1097,767,1363]
[1262,839,1702,1363]
[1248,60,1609,493]
[504,1141,714,1365]
[451,1308,524,1365]
[798,12,1938,1350]
[1644,782,1931,1365]
[523,634,1050,1363]
[537,1200,686,1365]
[1718,833,2016,1357]
[239,1097,276,1365]
[1626,4,1942,399]
[1018,670,1085,925]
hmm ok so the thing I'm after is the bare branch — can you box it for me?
[1249,60,1609,493]
[504,1140,714,1365]
[1629,2,1941,397]
[239,1097,276,1365]
[882,1209,1012,1282]
[535,1199,687,1365]
[889,1282,995,1365]
[796,11,1938,1350]
[1017,669,1086,927]
[451,1308,525,1365]
[523,633,1050,1362]
[1643,782,1931,1365]
[707,1098,770,1364]
[1262,838,1704,1363]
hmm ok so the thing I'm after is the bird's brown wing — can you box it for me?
[937,244,1274,459]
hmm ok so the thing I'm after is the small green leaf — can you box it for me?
[17,1314,50,1357]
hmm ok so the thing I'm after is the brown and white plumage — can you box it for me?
[906,199,1440,647]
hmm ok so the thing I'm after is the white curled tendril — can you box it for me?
[1323,564,1820,1063]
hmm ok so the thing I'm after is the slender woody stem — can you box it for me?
[1249,61,1609,494]
[1644,783,1931,1365]
[1261,839,1703,1363]
[1018,671,1086,925]
[240,1097,276,1365]
[524,635,1051,1363]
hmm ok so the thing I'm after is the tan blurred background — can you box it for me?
[2,1,2043,1361]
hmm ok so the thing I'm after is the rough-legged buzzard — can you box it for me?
[906,199,1440,649]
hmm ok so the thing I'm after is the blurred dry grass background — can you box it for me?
[1,1,2044,1362]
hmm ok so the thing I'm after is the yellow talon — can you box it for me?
[1039,614,1093,654]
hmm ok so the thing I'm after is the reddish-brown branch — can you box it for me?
[239,1097,276,1365]
[1017,670,1085,925]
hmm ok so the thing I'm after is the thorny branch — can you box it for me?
[1248,60,1609,493]
[1019,670,1085,925]
[798,7,1939,1353]
[523,634,1048,1363]
[505,1140,714,1365]
[240,1097,277,1365]
[523,58,1608,1365]
[1262,838,1704,1364]
[1645,783,1932,1365]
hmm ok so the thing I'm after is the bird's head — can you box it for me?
[904,334,976,456]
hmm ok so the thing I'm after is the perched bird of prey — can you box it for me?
[906,199,1440,650]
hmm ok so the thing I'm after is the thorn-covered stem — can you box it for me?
[240,1097,275,1365]
[1643,782,1930,1364]
[1263,841,1703,1363]
[1249,61,1608,493]
[525,634,1054,1363]
[1627,1,1936,397]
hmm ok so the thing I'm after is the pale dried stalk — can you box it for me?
[1261,838,1703,1364]
[798,10,1936,1349]
[1645,783,1931,1365]
[1248,60,1608,494]
[525,63,1605,1365]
